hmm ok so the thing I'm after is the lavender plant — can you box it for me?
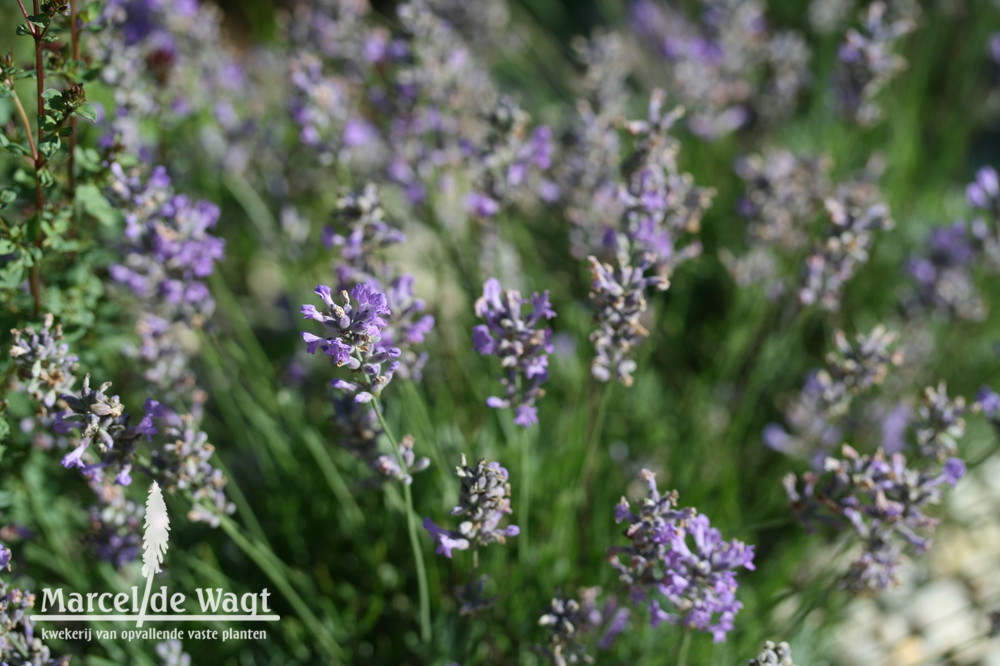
[628,0,811,138]
[107,163,224,322]
[968,166,1000,269]
[2,0,1000,662]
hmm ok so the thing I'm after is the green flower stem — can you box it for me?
[676,629,692,666]
[217,514,344,662]
[371,397,432,644]
[518,422,532,567]
[579,382,613,501]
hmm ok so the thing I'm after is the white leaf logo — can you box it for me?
[137,481,170,627]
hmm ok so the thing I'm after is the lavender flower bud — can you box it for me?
[800,181,893,310]
[749,640,798,666]
[151,410,235,527]
[914,382,966,461]
[53,375,147,483]
[766,325,900,461]
[734,148,831,255]
[587,255,665,386]
[821,325,902,412]
[87,482,143,569]
[616,91,712,281]
[0,579,70,665]
[326,184,406,276]
[8,314,78,413]
[374,434,430,485]
[472,278,555,427]
[536,588,628,665]
[423,455,519,558]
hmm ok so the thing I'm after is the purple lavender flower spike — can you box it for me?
[662,513,755,642]
[326,184,436,380]
[834,1,916,125]
[0,542,11,570]
[767,325,901,461]
[903,221,984,320]
[0,574,71,665]
[8,314,79,414]
[800,183,894,310]
[108,163,224,322]
[914,382,966,461]
[978,387,1000,425]
[424,455,519,558]
[536,587,627,663]
[967,166,1000,270]
[87,482,143,569]
[784,444,966,592]
[301,282,401,401]
[472,278,556,426]
[967,166,999,212]
[608,469,753,641]
[587,255,664,387]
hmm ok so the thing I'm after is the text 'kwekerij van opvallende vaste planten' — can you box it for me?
[2,0,1000,664]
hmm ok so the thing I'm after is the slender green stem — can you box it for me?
[676,629,692,666]
[218,515,343,661]
[579,383,613,498]
[371,397,432,644]
[518,423,531,567]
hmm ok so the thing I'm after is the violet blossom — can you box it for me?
[472,278,556,427]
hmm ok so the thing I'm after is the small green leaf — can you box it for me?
[2,141,31,157]
[76,183,118,227]
[39,133,61,157]
[79,1,101,24]
[74,103,98,123]
[0,189,17,208]
[38,167,54,188]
